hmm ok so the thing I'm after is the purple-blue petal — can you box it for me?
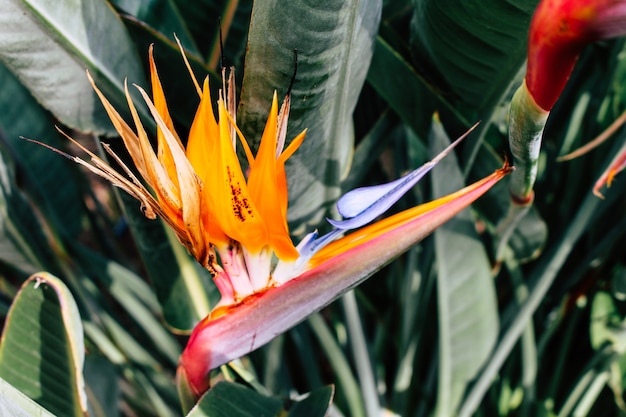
[329,125,475,230]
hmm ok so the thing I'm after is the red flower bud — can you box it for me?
[526,0,626,111]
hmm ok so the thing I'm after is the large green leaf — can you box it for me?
[367,35,468,138]
[0,273,87,417]
[238,0,382,229]
[0,377,56,417]
[0,0,147,135]
[70,243,182,365]
[410,0,538,115]
[429,117,498,416]
[188,382,282,417]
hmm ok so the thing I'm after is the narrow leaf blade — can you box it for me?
[429,118,499,416]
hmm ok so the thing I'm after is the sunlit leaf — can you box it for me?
[0,273,87,417]
[238,0,382,229]
[0,0,147,135]
[0,377,55,417]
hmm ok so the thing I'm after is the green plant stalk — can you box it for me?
[508,82,549,203]
[556,346,617,417]
[545,303,585,410]
[308,313,366,417]
[505,256,538,417]
[341,291,381,416]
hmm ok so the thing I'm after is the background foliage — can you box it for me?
[0,0,625,415]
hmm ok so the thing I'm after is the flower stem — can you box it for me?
[508,82,549,203]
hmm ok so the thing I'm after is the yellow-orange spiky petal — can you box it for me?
[149,45,184,190]
[134,84,209,265]
[204,98,267,253]
[247,92,299,260]
[186,78,228,246]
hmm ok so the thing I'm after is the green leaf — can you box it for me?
[170,0,253,66]
[0,62,85,238]
[70,243,182,365]
[110,0,200,54]
[590,291,626,353]
[429,117,498,417]
[187,381,282,417]
[83,356,120,417]
[187,382,333,417]
[410,0,538,114]
[0,0,147,135]
[0,273,87,417]
[0,377,56,417]
[367,35,467,137]
[238,0,382,229]
[0,147,58,273]
[286,385,334,417]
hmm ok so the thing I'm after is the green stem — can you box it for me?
[309,313,366,417]
[342,291,381,417]
[508,82,549,203]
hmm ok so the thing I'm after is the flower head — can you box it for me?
[38,44,511,408]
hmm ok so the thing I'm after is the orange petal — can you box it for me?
[149,45,184,189]
[203,99,267,252]
[186,78,218,182]
[134,84,209,264]
[247,93,299,260]
[186,78,228,246]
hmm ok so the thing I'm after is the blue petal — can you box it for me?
[328,124,476,230]
[294,229,343,270]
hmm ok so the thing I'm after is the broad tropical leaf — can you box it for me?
[186,382,333,417]
[0,377,56,417]
[0,273,87,417]
[0,0,147,135]
[410,0,539,116]
[238,0,382,228]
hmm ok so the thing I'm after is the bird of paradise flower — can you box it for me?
[29,41,511,408]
